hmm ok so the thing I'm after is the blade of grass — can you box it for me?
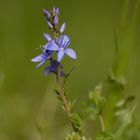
[105,0,140,129]
[113,0,140,78]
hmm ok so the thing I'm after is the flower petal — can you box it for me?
[45,41,59,51]
[60,22,66,33]
[31,54,46,62]
[36,60,46,68]
[44,33,52,41]
[57,35,70,48]
[44,50,53,58]
[65,48,77,59]
[57,50,65,62]
[44,66,51,76]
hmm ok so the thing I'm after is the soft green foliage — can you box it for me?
[65,132,87,140]
[115,102,137,139]
[89,84,105,108]
[85,83,106,122]
[95,132,114,140]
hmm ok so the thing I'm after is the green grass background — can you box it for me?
[0,0,140,139]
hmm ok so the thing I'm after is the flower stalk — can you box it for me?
[31,5,82,135]
[57,64,72,120]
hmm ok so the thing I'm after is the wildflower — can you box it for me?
[32,6,77,77]
[46,34,77,62]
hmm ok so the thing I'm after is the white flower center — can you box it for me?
[60,47,64,51]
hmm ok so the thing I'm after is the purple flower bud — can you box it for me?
[56,8,59,15]
[54,15,59,25]
[52,6,56,14]
[43,9,51,19]
[52,6,59,15]
[60,22,66,33]
[44,33,52,41]
[47,21,53,28]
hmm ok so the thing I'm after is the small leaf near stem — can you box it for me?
[63,66,75,86]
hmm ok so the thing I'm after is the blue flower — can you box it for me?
[32,6,77,78]
[46,35,77,62]
[45,60,65,77]
[31,48,53,68]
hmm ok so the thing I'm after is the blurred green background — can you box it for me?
[0,0,140,139]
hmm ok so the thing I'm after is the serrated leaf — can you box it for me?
[71,113,83,134]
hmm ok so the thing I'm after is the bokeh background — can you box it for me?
[0,0,140,139]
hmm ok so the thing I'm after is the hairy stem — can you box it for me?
[57,64,72,119]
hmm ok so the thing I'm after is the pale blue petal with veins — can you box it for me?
[31,50,53,67]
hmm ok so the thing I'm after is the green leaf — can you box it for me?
[70,98,77,109]
[115,96,135,109]
[54,89,63,102]
[63,66,76,85]
[71,113,83,134]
